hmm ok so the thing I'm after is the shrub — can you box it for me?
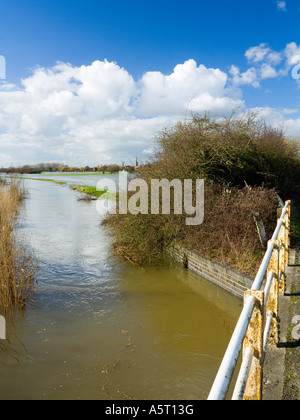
[104,113,300,275]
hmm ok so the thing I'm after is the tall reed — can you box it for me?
[0,179,37,316]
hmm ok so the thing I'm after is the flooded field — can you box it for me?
[0,176,242,400]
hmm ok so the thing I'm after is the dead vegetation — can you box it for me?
[0,178,38,316]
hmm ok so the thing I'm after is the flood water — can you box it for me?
[0,176,242,400]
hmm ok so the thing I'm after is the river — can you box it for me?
[0,174,242,400]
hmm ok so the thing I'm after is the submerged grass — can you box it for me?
[0,176,67,185]
[44,172,116,176]
[16,177,66,185]
[70,184,105,198]
[70,184,118,201]
[0,179,38,317]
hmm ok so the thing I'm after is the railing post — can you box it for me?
[243,290,264,400]
[207,199,292,401]
[0,315,6,340]
[284,200,291,267]
[278,202,290,295]
[278,238,286,295]
[266,239,279,346]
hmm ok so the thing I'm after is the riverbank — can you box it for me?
[19,177,67,185]
[0,179,37,315]
[104,114,300,277]
[0,177,242,399]
[70,184,106,198]
[70,184,118,201]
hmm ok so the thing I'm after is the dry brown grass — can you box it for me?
[181,183,278,275]
[0,179,38,316]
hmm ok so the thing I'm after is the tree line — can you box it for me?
[0,163,137,174]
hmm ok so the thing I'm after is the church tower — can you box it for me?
[134,156,139,170]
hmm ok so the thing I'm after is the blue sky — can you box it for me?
[0,0,300,166]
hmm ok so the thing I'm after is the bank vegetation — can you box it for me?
[0,178,38,316]
[104,113,300,275]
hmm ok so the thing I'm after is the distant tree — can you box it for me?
[107,164,120,173]
[100,165,108,173]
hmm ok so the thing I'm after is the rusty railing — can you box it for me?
[207,200,291,400]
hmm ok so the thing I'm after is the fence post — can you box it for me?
[266,239,280,346]
[284,201,291,267]
[243,290,264,400]
[278,237,286,296]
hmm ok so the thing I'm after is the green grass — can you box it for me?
[1,176,67,185]
[30,178,67,185]
[70,184,118,200]
[42,172,117,176]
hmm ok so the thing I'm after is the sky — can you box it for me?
[1,0,300,167]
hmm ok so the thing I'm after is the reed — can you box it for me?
[0,179,38,316]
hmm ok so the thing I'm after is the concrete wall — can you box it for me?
[168,245,254,299]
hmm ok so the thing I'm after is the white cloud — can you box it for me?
[248,106,300,139]
[236,44,285,85]
[0,59,245,167]
[2,46,300,168]
[136,59,243,116]
[277,1,287,11]
[229,65,260,88]
[267,51,283,65]
[284,42,300,67]
[260,64,278,79]
[245,43,283,66]
[245,44,271,63]
[237,42,300,84]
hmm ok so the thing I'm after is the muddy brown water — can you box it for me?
[0,177,242,400]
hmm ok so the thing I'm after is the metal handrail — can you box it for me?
[232,346,254,400]
[208,201,290,400]
[207,295,256,400]
[251,202,288,291]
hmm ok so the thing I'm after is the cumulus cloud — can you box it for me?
[231,42,300,87]
[229,65,260,88]
[0,59,245,167]
[249,106,300,138]
[228,44,285,87]
[245,44,271,63]
[1,48,300,168]
[260,63,279,79]
[245,43,283,66]
[136,60,244,116]
[284,42,300,67]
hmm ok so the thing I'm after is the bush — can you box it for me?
[144,113,300,194]
[104,113,300,274]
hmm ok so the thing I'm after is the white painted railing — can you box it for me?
[208,201,291,400]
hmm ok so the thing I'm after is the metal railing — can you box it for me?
[208,200,291,400]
